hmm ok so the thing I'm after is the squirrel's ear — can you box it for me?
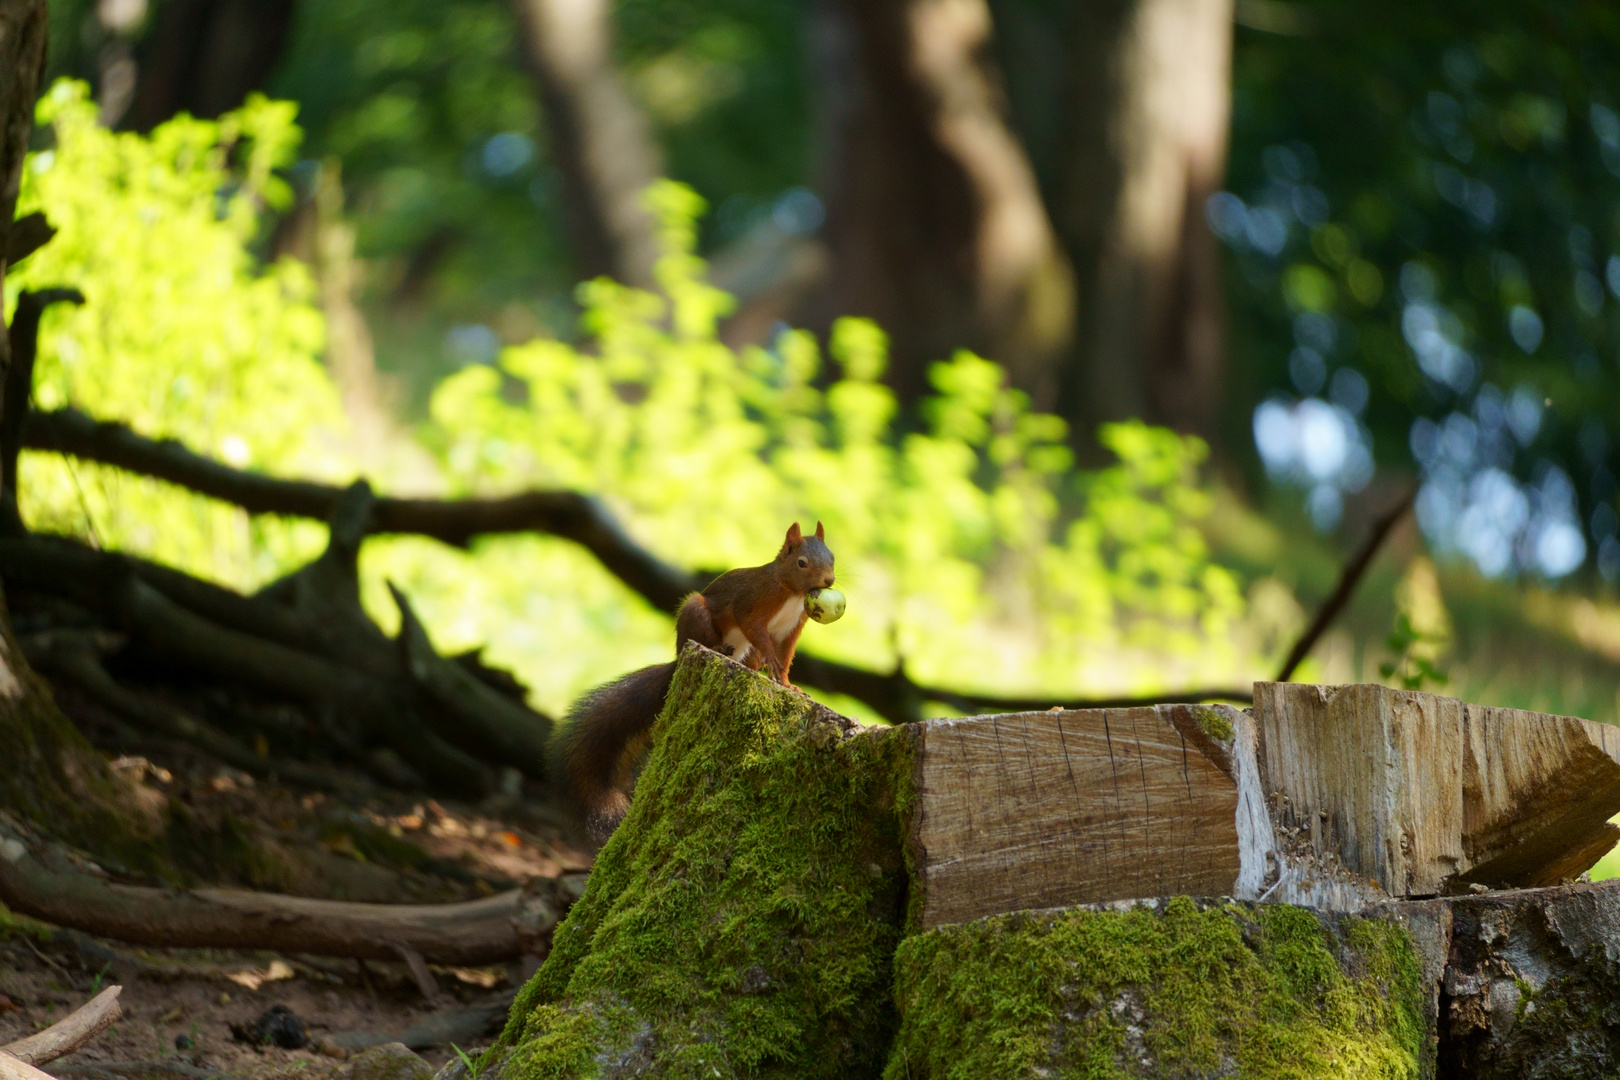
[783,522,802,550]
[814,520,825,540]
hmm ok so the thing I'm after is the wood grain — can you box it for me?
[1254,682,1620,895]
[909,706,1242,928]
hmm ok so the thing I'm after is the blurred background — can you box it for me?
[13,0,1620,749]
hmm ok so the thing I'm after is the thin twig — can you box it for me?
[1273,488,1417,683]
[1,986,123,1066]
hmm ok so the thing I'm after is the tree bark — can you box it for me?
[118,0,295,130]
[800,0,1073,408]
[0,0,181,874]
[1051,0,1233,442]
[510,0,662,290]
[0,0,47,282]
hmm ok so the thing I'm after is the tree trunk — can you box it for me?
[799,0,1073,408]
[1051,0,1233,443]
[0,0,181,874]
[119,0,296,130]
[510,0,663,290]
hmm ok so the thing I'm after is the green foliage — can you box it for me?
[9,93,1254,714]
[1226,2,1620,570]
[423,182,1248,710]
[886,899,1425,1079]
[8,80,342,589]
[494,648,912,1078]
[0,902,55,942]
[451,1044,482,1080]
[1379,613,1451,690]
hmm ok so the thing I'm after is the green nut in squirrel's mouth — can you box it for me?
[805,587,846,624]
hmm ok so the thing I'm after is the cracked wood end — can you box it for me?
[908,705,1247,929]
[1254,682,1620,895]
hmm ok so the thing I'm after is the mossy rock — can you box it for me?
[347,1043,436,1080]
[493,645,914,1078]
[884,897,1427,1080]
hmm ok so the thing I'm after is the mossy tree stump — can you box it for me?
[490,645,913,1078]
[493,650,1620,1076]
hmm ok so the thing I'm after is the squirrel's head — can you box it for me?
[778,521,835,591]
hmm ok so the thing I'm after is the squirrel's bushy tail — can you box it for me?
[554,661,676,841]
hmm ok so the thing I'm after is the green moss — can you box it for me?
[0,901,55,940]
[495,646,914,1079]
[1189,705,1235,742]
[884,897,1425,1080]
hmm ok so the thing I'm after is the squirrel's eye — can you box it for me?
[798,558,808,568]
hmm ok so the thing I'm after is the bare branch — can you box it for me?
[1274,488,1417,682]
[391,583,551,779]
[21,407,704,607]
[1,987,123,1066]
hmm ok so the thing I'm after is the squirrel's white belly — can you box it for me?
[722,596,805,664]
[766,595,804,640]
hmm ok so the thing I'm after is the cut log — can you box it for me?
[1253,681,1620,894]
[907,705,1246,929]
[904,701,1391,926]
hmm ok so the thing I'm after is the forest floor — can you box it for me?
[0,675,595,1080]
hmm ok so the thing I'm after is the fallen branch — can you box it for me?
[1,987,122,1066]
[20,407,701,605]
[1274,488,1416,682]
[16,411,1254,720]
[0,821,522,965]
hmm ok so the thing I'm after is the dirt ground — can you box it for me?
[0,684,597,1080]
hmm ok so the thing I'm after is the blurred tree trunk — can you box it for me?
[1049,0,1234,442]
[118,0,295,130]
[511,0,662,291]
[313,161,390,467]
[0,0,169,865]
[802,0,1074,409]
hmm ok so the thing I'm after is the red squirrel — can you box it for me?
[555,521,836,840]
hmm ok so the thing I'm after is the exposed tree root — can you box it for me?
[0,517,553,799]
[0,819,523,965]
